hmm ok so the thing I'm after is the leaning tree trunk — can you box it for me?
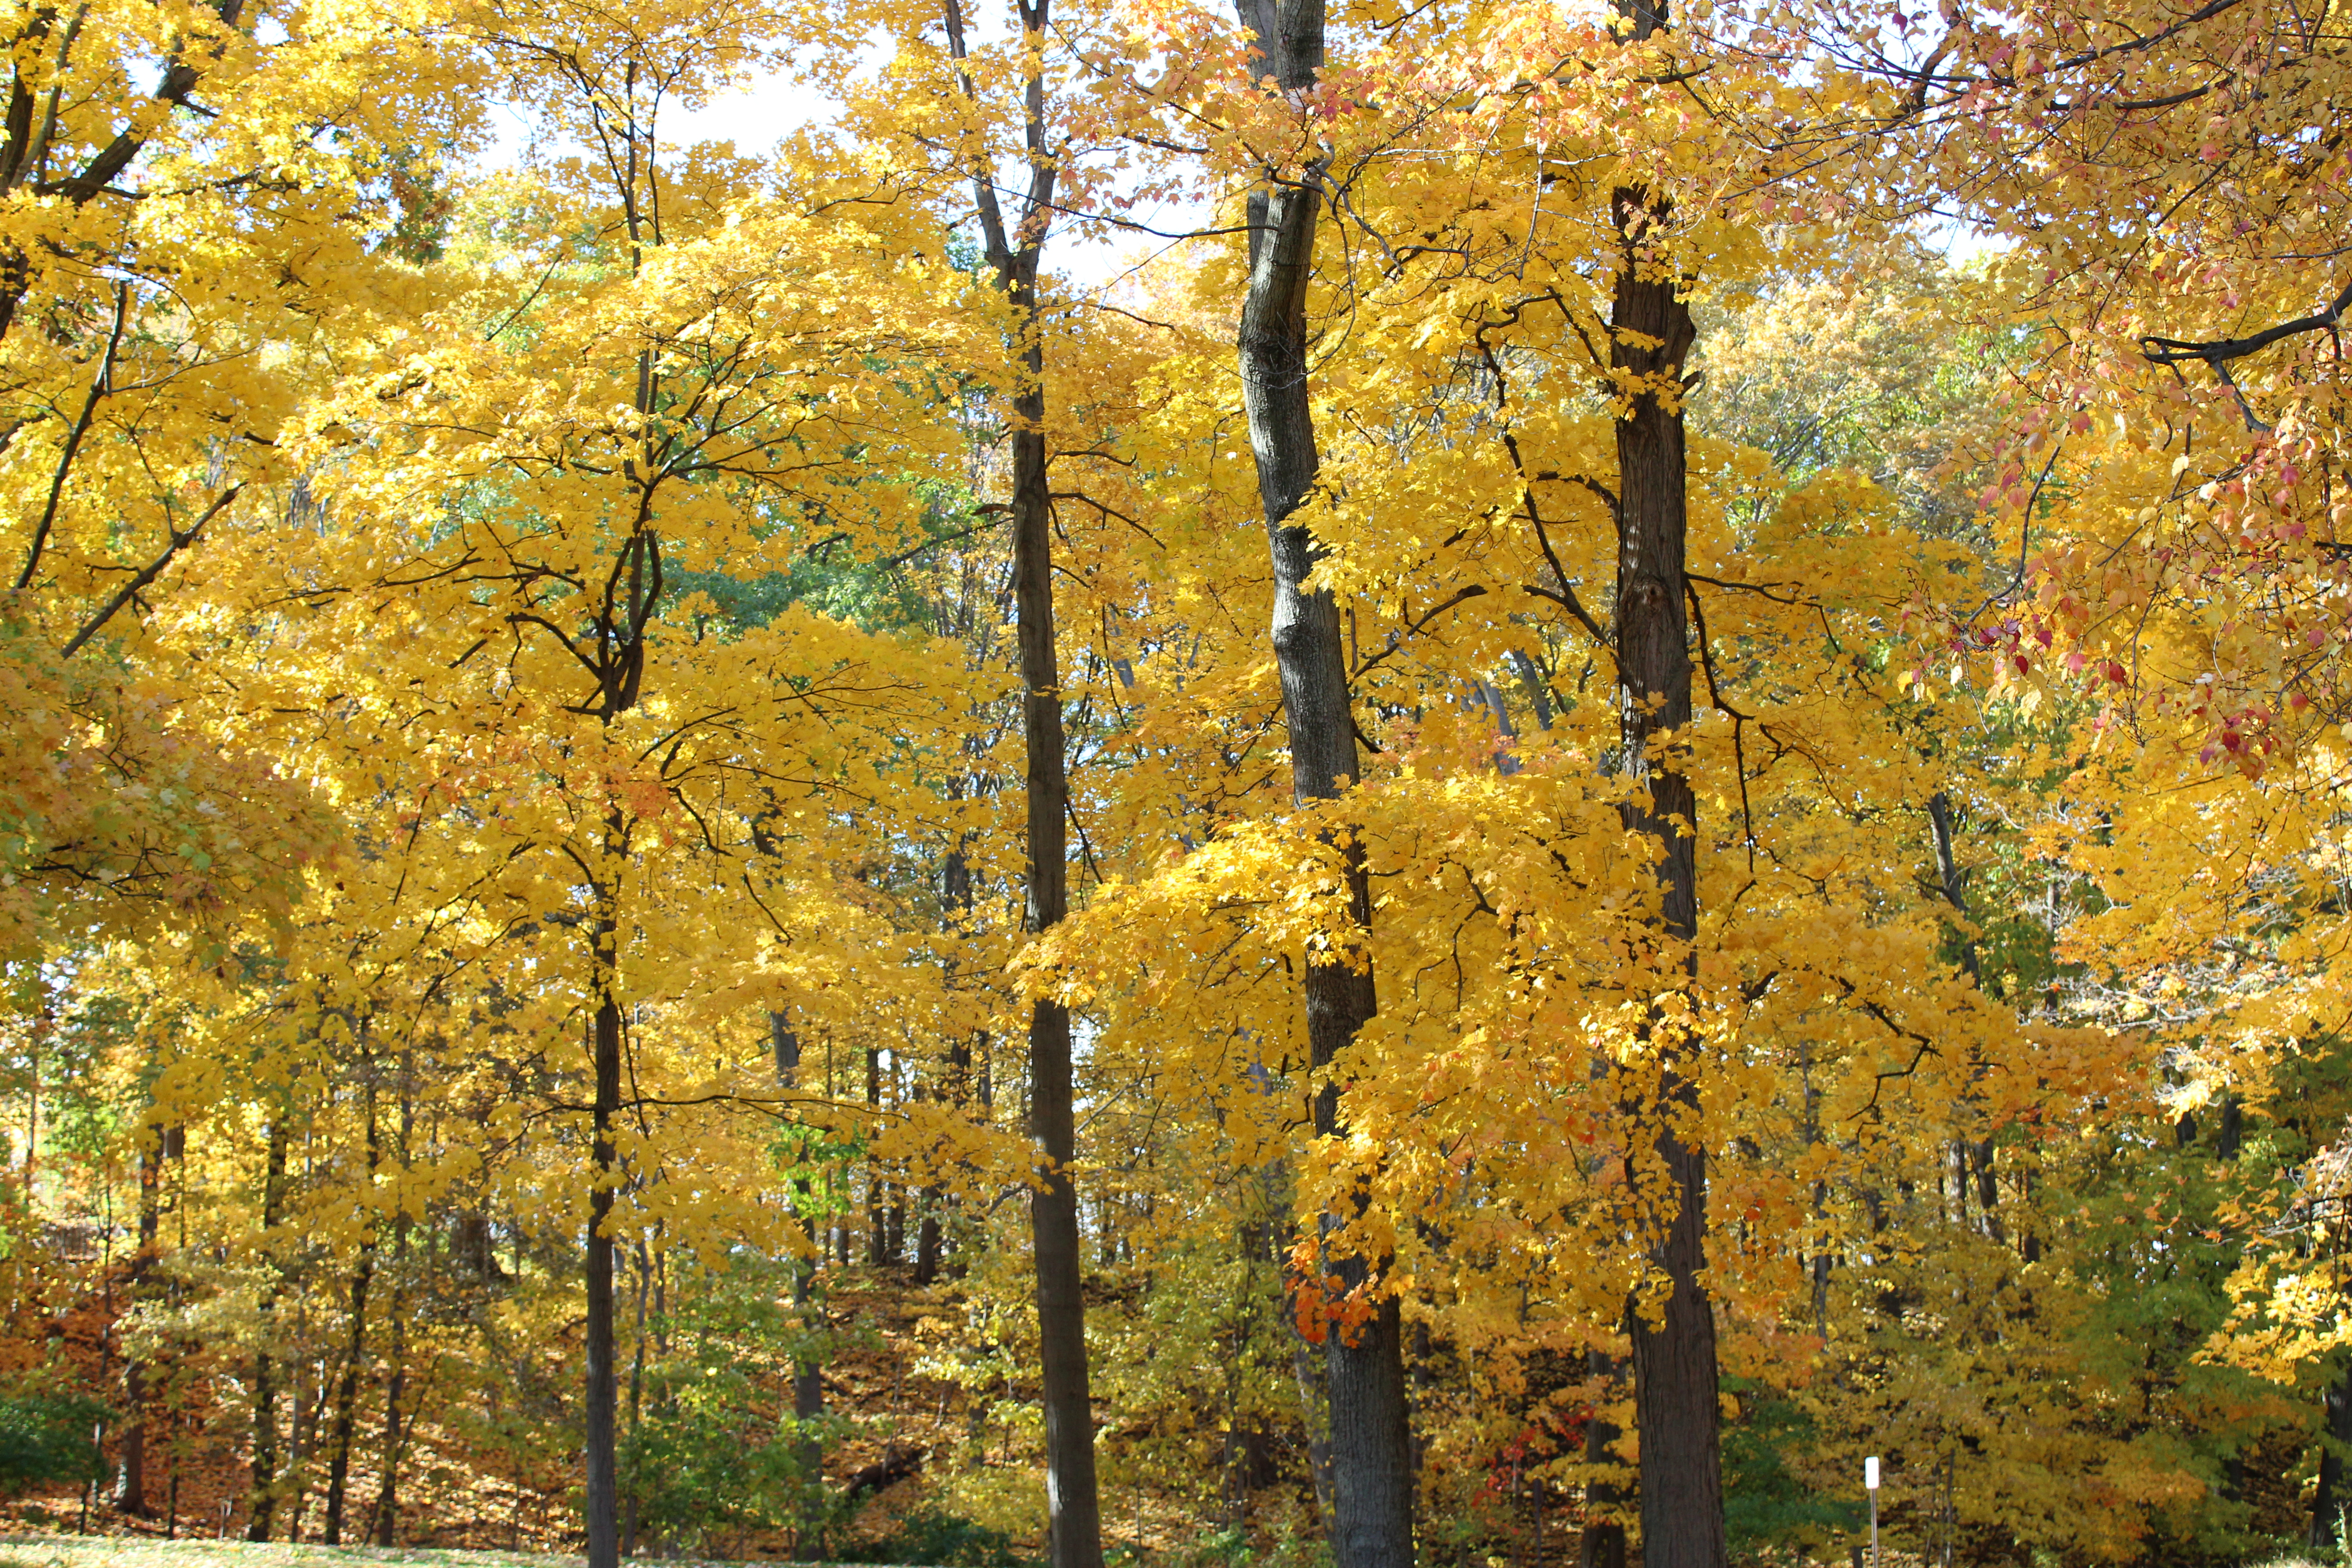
[1232,4,1416,1564]
[1608,61,1727,1563]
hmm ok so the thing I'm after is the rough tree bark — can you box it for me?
[1607,3,1727,1548]
[940,2,1104,1563]
[1232,2,1416,1563]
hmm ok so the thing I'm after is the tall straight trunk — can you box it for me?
[116,1124,165,1516]
[322,1076,380,1546]
[1607,22,1726,1551]
[247,1117,290,1541]
[940,2,1102,1562]
[1233,4,1414,1563]
[1015,314,1105,1568]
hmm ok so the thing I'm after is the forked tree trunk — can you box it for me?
[1607,11,1726,1547]
[1232,4,1415,1563]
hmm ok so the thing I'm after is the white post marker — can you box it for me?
[1866,1456,1881,1568]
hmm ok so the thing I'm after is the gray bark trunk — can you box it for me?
[1233,5,1415,1564]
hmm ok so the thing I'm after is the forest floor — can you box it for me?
[0,1539,918,1568]
[0,1260,1049,1561]
[0,1541,577,1568]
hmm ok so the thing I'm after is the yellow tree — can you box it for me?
[187,0,976,1550]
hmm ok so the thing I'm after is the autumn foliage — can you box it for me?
[0,0,2348,1565]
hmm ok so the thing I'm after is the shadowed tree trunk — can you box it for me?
[1231,3,1415,1564]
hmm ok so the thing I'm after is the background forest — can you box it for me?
[0,0,2347,1566]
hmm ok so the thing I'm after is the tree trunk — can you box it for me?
[938,0,1104,1558]
[1577,1345,1628,1568]
[371,1054,416,1548]
[1608,74,1727,1566]
[1232,6,1416,1563]
[2316,1358,2352,1547]
[1016,334,1107,1568]
[920,838,980,1288]
[771,1012,827,1529]
[247,1118,290,1541]
[584,974,624,1568]
[321,1077,379,1546]
[116,1124,165,1516]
